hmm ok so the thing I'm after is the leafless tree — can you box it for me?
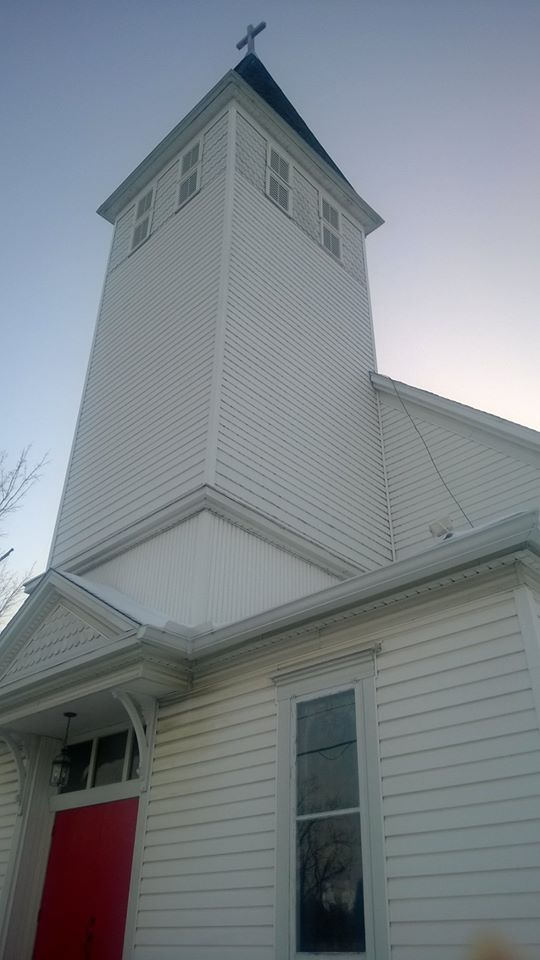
[0,448,46,621]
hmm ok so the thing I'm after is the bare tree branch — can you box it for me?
[0,448,47,526]
[0,448,46,623]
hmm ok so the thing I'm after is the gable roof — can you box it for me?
[0,568,192,682]
[372,372,540,461]
[234,54,349,183]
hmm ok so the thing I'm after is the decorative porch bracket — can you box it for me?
[111,690,156,792]
[0,731,36,815]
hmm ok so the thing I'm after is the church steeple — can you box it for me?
[49,53,390,624]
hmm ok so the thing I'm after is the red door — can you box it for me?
[33,798,138,960]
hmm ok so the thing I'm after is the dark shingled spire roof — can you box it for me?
[234,54,349,184]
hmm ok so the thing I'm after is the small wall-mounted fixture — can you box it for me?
[429,517,454,540]
[49,712,77,788]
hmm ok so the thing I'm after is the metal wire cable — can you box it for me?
[388,377,474,529]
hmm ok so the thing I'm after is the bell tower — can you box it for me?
[48,47,391,627]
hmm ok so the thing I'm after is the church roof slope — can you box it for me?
[234,53,349,183]
[371,372,540,456]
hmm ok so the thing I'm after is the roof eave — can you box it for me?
[371,372,540,456]
[190,510,540,658]
[97,70,384,235]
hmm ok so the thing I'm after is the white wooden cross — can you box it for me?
[236,21,266,56]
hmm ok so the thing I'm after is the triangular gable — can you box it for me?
[372,373,540,559]
[0,602,111,687]
[0,570,140,687]
[372,373,540,464]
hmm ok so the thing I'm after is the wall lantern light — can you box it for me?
[50,712,77,788]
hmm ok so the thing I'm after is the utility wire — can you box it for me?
[389,377,474,529]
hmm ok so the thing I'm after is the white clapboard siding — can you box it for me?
[379,394,540,558]
[215,170,391,570]
[133,676,277,959]
[377,590,540,956]
[130,579,540,959]
[86,511,338,626]
[50,157,227,567]
[0,744,18,908]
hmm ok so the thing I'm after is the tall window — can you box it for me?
[275,659,388,960]
[131,187,154,251]
[267,144,291,213]
[59,727,139,794]
[296,689,365,952]
[178,139,201,208]
[321,196,341,259]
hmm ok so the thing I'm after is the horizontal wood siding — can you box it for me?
[87,511,338,626]
[50,124,228,566]
[134,675,277,959]
[130,579,540,958]
[379,394,540,559]
[377,591,540,956]
[216,171,391,569]
[0,744,17,909]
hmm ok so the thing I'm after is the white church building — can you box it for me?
[0,36,539,960]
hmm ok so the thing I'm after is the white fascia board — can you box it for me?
[191,510,540,658]
[371,372,540,460]
[60,486,358,580]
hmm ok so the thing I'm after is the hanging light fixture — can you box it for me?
[50,712,77,788]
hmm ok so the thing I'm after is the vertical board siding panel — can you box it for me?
[206,514,338,625]
[134,678,277,959]
[0,745,18,906]
[379,395,540,559]
[377,595,540,957]
[50,155,227,566]
[86,512,338,627]
[86,515,202,624]
[216,172,390,569]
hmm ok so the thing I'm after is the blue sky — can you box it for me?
[1,0,539,588]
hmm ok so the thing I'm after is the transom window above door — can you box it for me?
[59,728,139,794]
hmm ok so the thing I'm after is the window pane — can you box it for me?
[297,690,358,815]
[129,735,140,780]
[60,740,92,794]
[93,731,127,788]
[297,813,365,954]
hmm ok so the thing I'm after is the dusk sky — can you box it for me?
[2,0,539,595]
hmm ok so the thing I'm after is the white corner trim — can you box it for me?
[513,582,540,730]
[205,104,236,487]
